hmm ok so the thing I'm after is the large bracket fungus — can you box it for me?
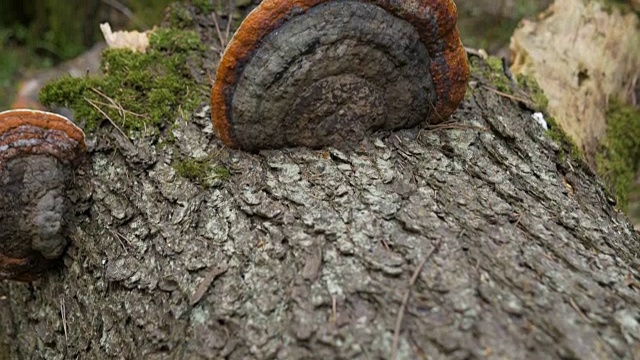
[0,110,85,281]
[211,0,469,151]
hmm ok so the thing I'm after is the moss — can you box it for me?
[600,0,636,14]
[173,157,231,186]
[191,0,215,13]
[516,74,549,112]
[511,69,583,163]
[126,0,175,29]
[212,165,231,180]
[150,28,204,52]
[470,57,580,164]
[39,28,207,136]
[595,99,640,211]
[546,116,583,162]
[0,32,21,108]
[168,3,196,28]
[486,57,512,93]
[469,56,514,94]
[40,0,90,60]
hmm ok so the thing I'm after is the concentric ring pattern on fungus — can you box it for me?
[211,0,469,150]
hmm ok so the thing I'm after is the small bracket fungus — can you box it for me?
[211,0,470,151]
[0,109,85,281]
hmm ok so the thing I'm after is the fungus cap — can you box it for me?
[0,109,85,282]
[211,0,469,150]
[0,109,86,168]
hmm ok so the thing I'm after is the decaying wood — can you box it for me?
[1,3,640,360]
[510,0,640,163]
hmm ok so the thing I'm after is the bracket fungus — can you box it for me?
[211,0,470,151]
[0,109,85,281]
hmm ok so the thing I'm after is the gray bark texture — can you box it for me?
[2,4,640,360]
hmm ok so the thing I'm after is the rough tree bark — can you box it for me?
[1,4,640,360]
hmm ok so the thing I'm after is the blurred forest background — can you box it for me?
[0,0,552,110]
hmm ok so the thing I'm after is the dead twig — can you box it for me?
[568,296,591,324]
[60,297,68,345]
[211,11,226,55]
[90,87,147,118]
[211,0,235,55]
[331,295,338,325]
[480,84,536,108]
[424,122,489,132]
[109,230,131,253]
[84,97,129,139]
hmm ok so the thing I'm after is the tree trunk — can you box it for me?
[2,4,640,360]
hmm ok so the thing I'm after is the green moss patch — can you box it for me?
[469,56,514,94]
[191,0,216,13]
[39,28,207,137]
[545,116,583,162]
[168,4,196,28]
[516,74,549,112]
[173,157,230,187]
[596,99,640,211]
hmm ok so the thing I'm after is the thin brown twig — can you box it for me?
[391,239,443,360]
[480,84,534,107]
[90,87,125,119]
[211,12,225,52]
[89,87,147,120]
[211,0,231,55]
[424,122,489,132]
[89,88,146,118]
[84,97,129,139]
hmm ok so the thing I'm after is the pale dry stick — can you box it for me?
[569,296,592,323]
[331,295,338,325]
[567,160,575,172]
[514,212,523,228]
[84,97,129,139]
[417,122,489,142]
[390,239,443,360]
[424,122,489,132]
[60,298,68,344]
